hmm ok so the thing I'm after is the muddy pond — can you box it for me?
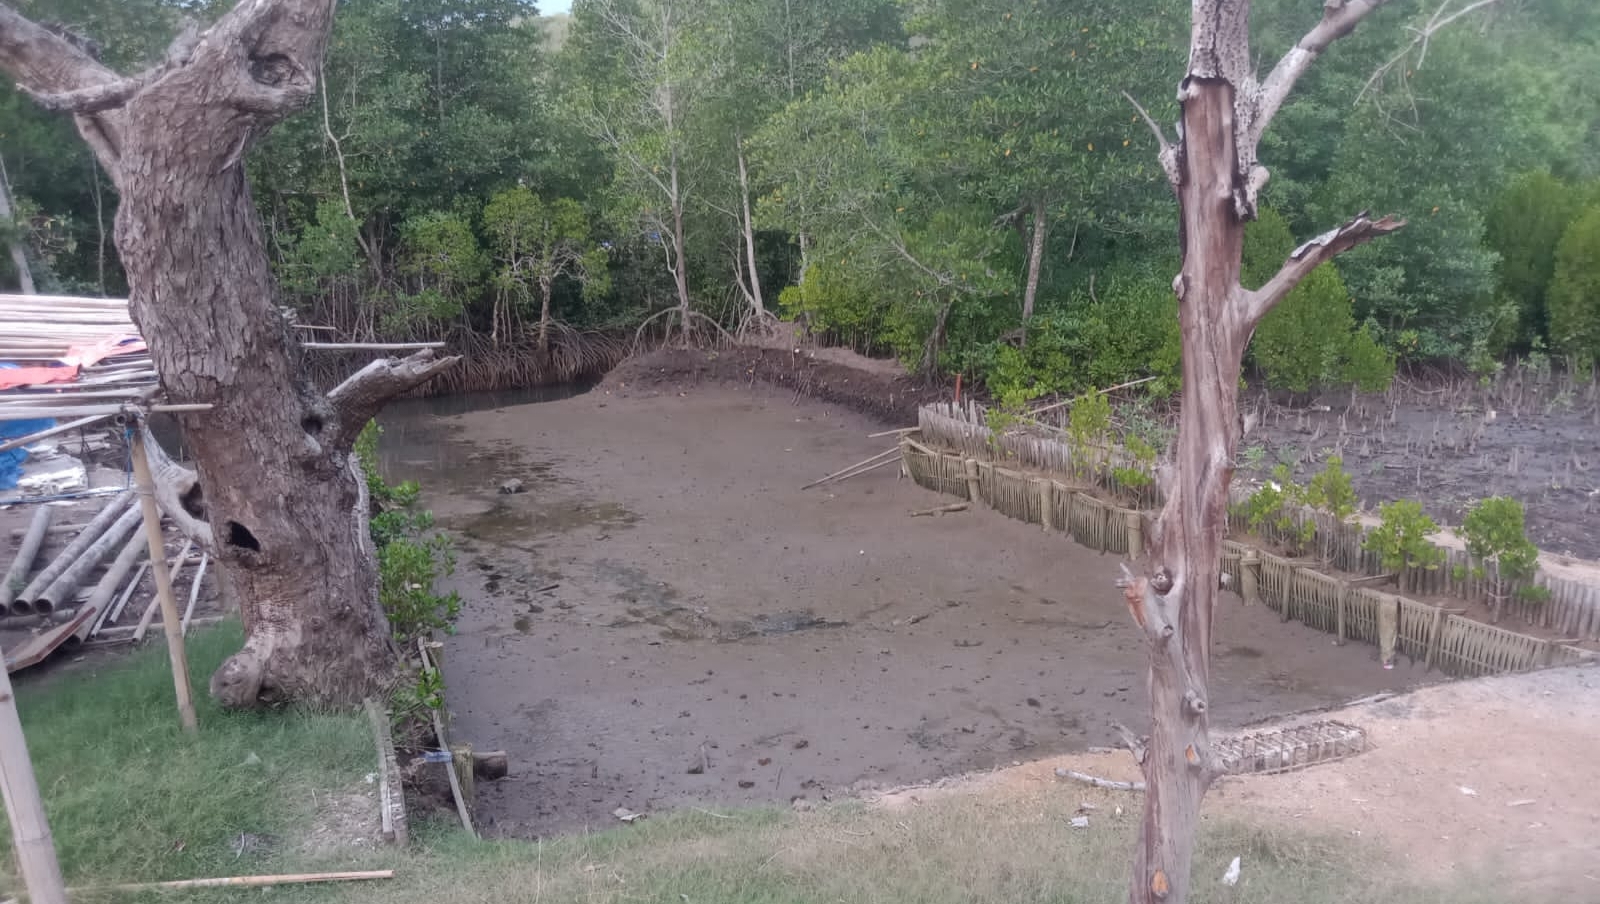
[377,381,1426,837]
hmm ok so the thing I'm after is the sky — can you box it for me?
[543,0,573,13]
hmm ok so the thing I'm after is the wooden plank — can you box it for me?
[5,607,95,672]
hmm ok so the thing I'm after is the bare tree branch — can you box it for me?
[1355,0,1503,104]
[1244,211,1406,326]
[0,4,119,96]
[1253,0,1391,141]
[20,74,146,113]
[1122,90,1180,190]
[326,349,461,448]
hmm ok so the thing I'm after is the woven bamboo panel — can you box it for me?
[1257,552,1293,615]
[1290,567,1344,634]
[1396,598,1436,662]
[1344,587,1385,645]
[1214,720,1367,776]
[1434,615,1545,677]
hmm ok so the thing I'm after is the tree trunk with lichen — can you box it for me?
[0,0,457,708]
[1123,1,1429,901]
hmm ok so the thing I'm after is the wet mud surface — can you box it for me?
[1239,377,1600,560]
[378,376,1431,838]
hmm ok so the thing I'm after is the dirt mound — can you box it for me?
[603,345,947,426]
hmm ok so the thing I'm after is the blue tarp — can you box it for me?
[0,363,57,489]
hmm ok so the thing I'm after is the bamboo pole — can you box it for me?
[14,493,133,615]
[35,505,142,614]
[962,458,982,504]
[85,530,146,639]
[103,558,149,627]
[800,447,898,490]
[133,538,192,643]
[1037,479,1054,532]
[89,870,394,892]
[302,341,445,351]
[129,426,197,732]
[0,414,113,454]
[417,639,475,837]
[1,506,52,612]
[181,554,209,636]
[0,663,68,904]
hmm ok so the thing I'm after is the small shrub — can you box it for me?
[1068,391,1112,481]
[1113,434,1158,506]
[1235,465,1314,556]
[1304,456,1358,567]
[1364,500,1443,592]
[1548,205,1600,360]
[1460,496,1540,622]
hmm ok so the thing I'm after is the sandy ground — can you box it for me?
[378,380,1429,838]
[879,662,1600,898]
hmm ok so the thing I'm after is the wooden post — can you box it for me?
[129,423,197,732]
[451,743,476,815]
[1125,509,1144,560]
[0,663,69,904]
[1037,478,1054,532]
[962,458,982,505]
[1424,605,1448,672]
[1335,585,1348,645]
[1239,553,1261,606]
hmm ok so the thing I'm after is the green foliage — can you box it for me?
[1460,496,1540,594]
[977,267,1182,402]
[354,421,460,645]
[1548,205,1600,361]
[1243,209,1395,392]
[1304,456,1357,522]
[1486,171,1587,344]
[1364,500,1444,589]
[1067,391,1112,481]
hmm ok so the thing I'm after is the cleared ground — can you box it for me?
[378,380,1425,837]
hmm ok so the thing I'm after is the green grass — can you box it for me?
[0,622,374,889]
[0,628,1514,903]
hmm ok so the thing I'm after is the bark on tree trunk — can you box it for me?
[0,154,35,293]
[1020,197,1046,330]
[537,273,553,354]
[736,142,765,318]
[0,0,459,708]
[1122,2,1417,900]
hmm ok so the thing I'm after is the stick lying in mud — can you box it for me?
[909,503,968,517]
[85,870,394,892]
[801,447,899,490]
[1054,768,1146,792]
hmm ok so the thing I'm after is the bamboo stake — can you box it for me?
[89,870,394,892]
[1027,376,1159,417]
[302,341,446,351]
[181,553,208,636]
[0,414,113,454]
[800,447,898,490]
[1,506,52,612]
[0,662,68,904]
[133,538,193,643]
[867,426,918,438]
[14,493,133,615]
[417,639,475,837]
[36,506,142,614]
[810,455,901,488]
[129,425,196,732]
[1054,768,1146,792]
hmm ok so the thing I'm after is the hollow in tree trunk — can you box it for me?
[0,0,459,707]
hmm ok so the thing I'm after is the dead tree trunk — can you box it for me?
[0,154,34,293]
[1119,1,1439,901]
[1020,197,1046,328]
[0,0,458,708]
[736,141,766,318]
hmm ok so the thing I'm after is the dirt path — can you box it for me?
[380,380,1432,837]
[891,663,1600,898]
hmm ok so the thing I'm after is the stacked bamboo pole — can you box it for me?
[12,493,134,615]
[1,507,51,612]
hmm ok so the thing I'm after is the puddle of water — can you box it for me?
[448,500,638,545]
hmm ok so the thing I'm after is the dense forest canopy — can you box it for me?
[4,0,1598,396]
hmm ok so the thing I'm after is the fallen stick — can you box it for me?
[418,638,476,838]
[86,869,394,892]
[803,454,901,491]
[181,553,208,636]
[86,531,147,638]
[801,447,899,490]
[1029,376,1159,417]
[909,502,968,517]
[867,427,917,438]
[9,522,84,541]
[1054,768,1146,792]
[95,616,222,637]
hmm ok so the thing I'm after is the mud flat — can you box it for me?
[378,379,1431,837]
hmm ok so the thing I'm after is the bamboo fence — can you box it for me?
[916,401,1600,641]
[903,409,1596,681]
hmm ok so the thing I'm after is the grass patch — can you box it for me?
[169,787,1505,904]
[0,621,374,889]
